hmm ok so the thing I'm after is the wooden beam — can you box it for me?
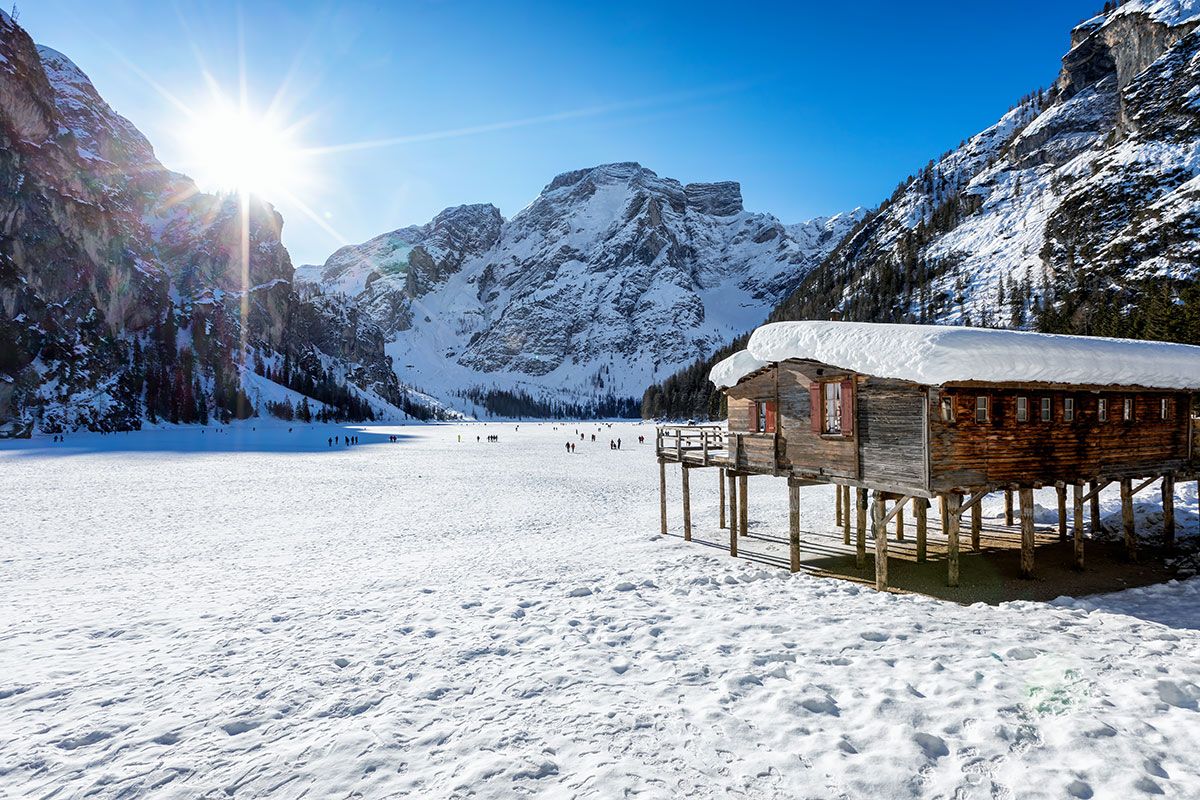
[841,485,851,546]
[957,490,989,517]
[788,481,801,573]
[872,491,888,591]
[1120,478,1137,562]
[718,468,726,529]
[946,492,961,588]
[880,495,913,528]
[940,495,949,539]
[970,499,981,551]
[1089,478,1102,534]
[681,466,692,543]
[835,483,843,528]
[1072,482,1084,571]
[738,474,749,543]
[915,498,928,563]
[855,488,867,569]
[728,470,738,556]
[1130,475,1158,498]
[895,506,905,542]
[1057,484,1067,543]
[1005,489,1014,527]
[658,459,667,536]
[1163,475,1175,554]
[1019,487,1035,579]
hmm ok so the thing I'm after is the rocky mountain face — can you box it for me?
[0,11,417,435]
[771,0,1200,340]
[300,162,862,416]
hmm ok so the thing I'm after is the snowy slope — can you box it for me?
[300,163,864,414]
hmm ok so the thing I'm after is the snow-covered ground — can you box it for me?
[2,423,1199,798]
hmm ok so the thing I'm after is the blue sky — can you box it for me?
[22,0,1100,266]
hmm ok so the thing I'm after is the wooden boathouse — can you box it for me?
[656,321,1200,592]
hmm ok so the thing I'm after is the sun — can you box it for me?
[181,100,306,198]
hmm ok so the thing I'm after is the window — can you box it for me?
[975,396,990,423]
[1098,398,1108,422]
[940,396,955,422]
[1040,397,1052,422]
[1016,397,1028,422]
[1162,397,1172,420]
[1064,397,1075,422]
[753,401,776,433]
[1123,397,1133,421]
[823,381,843,434]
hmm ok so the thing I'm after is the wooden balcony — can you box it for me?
[656,425,783,475]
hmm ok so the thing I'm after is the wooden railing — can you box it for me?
[656,425,726,463]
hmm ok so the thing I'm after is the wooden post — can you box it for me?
[895,506,905,542]
[1120,478,1137,562]
[940,495,949,538]
[970,496,981,551]
[1056,484,1067,542]
[727,471,738,546]
[718,468,726,529]
[872,492,887,591]
[946,493,961,588]
[841,485,851,545]
[1072,482,1084,571]
[681,466,692,542]
[658,459,667,536]
[855,488,867,569]
[1019,487,1035,579]
[835,483,843,528]
[788,481,801,573]
[1089,479,1101,534]
[1162,475,1175,553]
[915,498,927,563]
[738,474,749,542]
[1004,489,1014,527]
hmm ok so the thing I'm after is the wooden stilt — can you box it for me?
[1005,489,1014,527]
[1019,487,1035,579]
[1072,482,1084,571]
[727,471,738,556]
[872,491,888,591]
[842,485,851,546]
[855,488,867,569]
[970,497,981,551]
[835,483,843,528]
[1089,479,1101,534]
[788,481,801,573]
[718,468,726,529]
[658,459,667,536]
[1120,478,1137,562]
[1056,484,1067,542]
[738,474,749,542]
[1162,475,1175,553]
[681,466,692,542]
[895,506,905,542]
[915,499,927,563]
[940,495,949,538]
[946,492,961,588]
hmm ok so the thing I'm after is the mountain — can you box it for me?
[649,0,1200,420]
[0,11,434,436]
[299,162,863,418]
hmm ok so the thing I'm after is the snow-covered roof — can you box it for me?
[709,321,1200,391]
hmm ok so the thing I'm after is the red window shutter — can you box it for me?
[809,383,822,432]
[765,401,777,433]
[840,378,854,436]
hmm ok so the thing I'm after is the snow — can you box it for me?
[1,423,1199,798]
[711,321,1200,390]
[1111,0,1200,27]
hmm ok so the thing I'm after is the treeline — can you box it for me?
[640,337,747,421]
[462,387,639,419]
[251,353,380,422]
[1036,278,1200,345]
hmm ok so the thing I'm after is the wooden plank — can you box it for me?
[728,471,739,556]
[1163,475,1175,553]
[1057,484,1067,542]
[842,485,851,545]
[915,498,927,563]
[1089,478,1101,534]
[872,491,888,591]
[1005,490,1014,526]
[895,505,905,541]
[718,468,726,529]
[788,481,801,572]
[1019,487,1035,579]
[856,488,867,569]
[1120,477,1137,562]
[835,483,843,527]
[970,499,981,551]
[681,466,692,543]
[1072,482,1085,571]
[946,493,961,588]
[658,460,667,536]
[739,474,749,543]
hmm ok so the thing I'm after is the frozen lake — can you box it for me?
[2,422,1199,798]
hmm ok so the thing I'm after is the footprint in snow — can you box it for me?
[914,732,949,760]
[567,587,592,597]
[1156,679,1198,710]
[860,631,889,642]
[333,657,350,668]
[614,582,636,592]
[1066,780,1094,799]
[1005,646,1040,660]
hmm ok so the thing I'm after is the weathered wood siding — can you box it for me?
[857,379,927,490]
[930,388,1192,491]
